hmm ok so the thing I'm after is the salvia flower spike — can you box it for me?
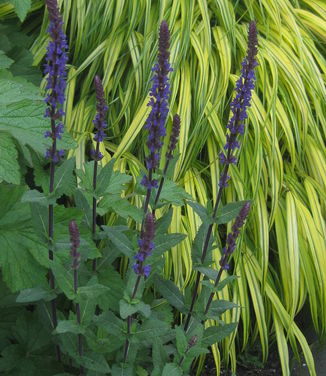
[44,0,68,163]
[218,21,258,187]
[204,202,251,315]
[141,20,172,209]
[91,75,108,161]
[132,213,155,278]
[91,75,108,272]
[184,21,258,332]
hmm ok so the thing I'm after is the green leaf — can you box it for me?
[119,299,151,319]
[151,233,187,258]
[162,363,182,376]
[0,50,14,70]
[202,323,237,346]
[53,157,76,198]
[215,201,250,225]
[95,158,114,196]
[55,320,85,335]
[51,262,75,300]
[192,222,213,264]
[154,276,186,313]
[175,326,188,355]
[101,226,133,258]
[0,133,20,184]
[155,208,173,234]
[8,0,31,22]
[186,201,212,223]
[16,286,56,303]
[98,194,143,222]
[200,275,239,292]
[0,184,48,292]
[93,311,124,337]
[195,266,218,280]
[133,318,170,342]
[77,282,110,300]
[157,178,191,206]
[76,352,110,373]
[21,189,54,206]
[205,300,238,318]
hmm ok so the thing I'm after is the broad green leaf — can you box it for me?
[157,178,192,206]
[119,299,151,319]
[202,323,237,346]
[55,320,85,335]
[215,201,250,225]
[51,262,75,300]
[162,363,182,376]
[0,133,20,184]
[154,276,186,313]
[205,300,238,318]
[16,286,56,303]
[76,352,110,373]
[101,226,133,258]
[0,50,14,69]
[53,157,76,198]
[175,326,188,355]
[8,0,31,22]
[0,184,48,292]
[151,233,187,258]
[93,311,124,338]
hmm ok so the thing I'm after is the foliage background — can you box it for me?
[0,0,326,375]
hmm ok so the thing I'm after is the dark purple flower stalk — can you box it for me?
[69,221,83,374]
[184,21,258,332]
[91,76,108,272]
[154,114,180,207]
[45,0,68,361]
[141,20,172,214]
[123,214,155,363]
[204,202,250,315]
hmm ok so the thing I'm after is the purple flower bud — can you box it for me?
[92,76,108,160]
[133,214,155,277]
[188,335,198,348]
[166,114,181,160]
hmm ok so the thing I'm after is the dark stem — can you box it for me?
[74,264,83,374]
[154,159,169,207]
[143,169,153,214]
[204,265,224,315]
[183,152,232,332]
[49,112,61,361]
[123,274,142,363]
[92,141,100,272]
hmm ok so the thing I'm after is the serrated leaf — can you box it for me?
[54,157,76,197]
[175,326,188,355]
[215,201,250,225]
[0,50,14,69]
[0,133,20,184]
[76,352,110,373]
[16,286,56,303]
[21,189,54,206]
[101,225,133,258]
[154,276,186,313]
[8,0,31,22]
[162,363,182,376]
[158,178,192,206]
[151,233,187,258]
[202,323,237,346]
[51,262,75,300]
[119,299,151,319]
[0,184,48,292]
[205,300,238,318]
[55,320,85,335]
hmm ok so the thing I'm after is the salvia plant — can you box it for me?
[0,1,259,375]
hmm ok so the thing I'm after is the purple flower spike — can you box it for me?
[218,202,250,272]
[92,76,108,160]
[69,220,81,270]
[141,20,172,189]
[133,213,155,278]
[219,21,258,175]
[166,114,181,161]
[44,0,68,162]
